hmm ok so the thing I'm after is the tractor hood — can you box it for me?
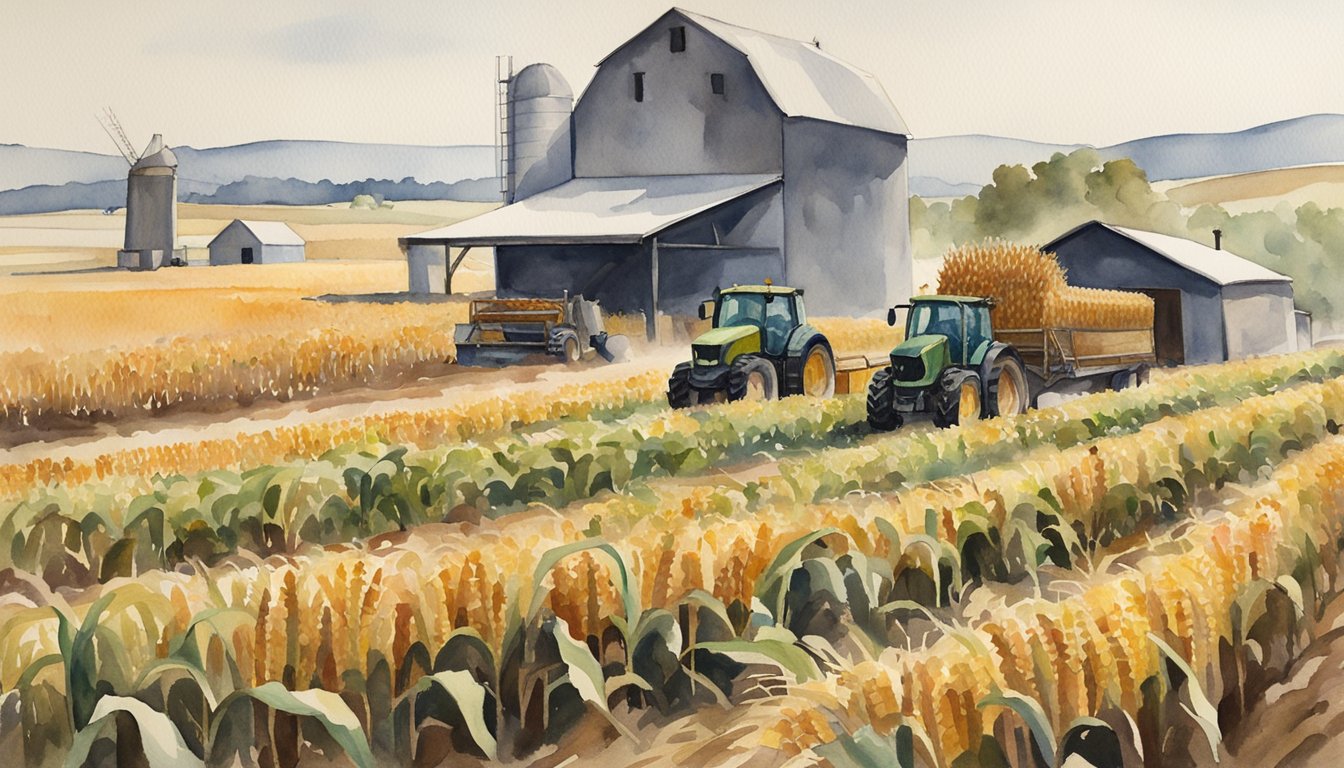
[891,334,945,359]
[692,325,761,366]
[889,334,948,387]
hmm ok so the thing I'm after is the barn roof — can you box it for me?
[212,219,305,246]
[1047,221,1291,286]
[601,9,909,136]
[402,174,781,246]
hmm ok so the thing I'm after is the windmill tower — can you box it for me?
[101,110,183,270]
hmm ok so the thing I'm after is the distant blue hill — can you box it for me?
[908,113,1344,196]
[7,115,1344,208]
[0,140,496,194]
[1101,114,1344,181]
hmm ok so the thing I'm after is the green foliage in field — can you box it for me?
[0,396,868,588]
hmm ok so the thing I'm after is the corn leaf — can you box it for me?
[66,695,201,768]
[214,682,373,768]
[978,688,1055,767]
[404,670,497,759]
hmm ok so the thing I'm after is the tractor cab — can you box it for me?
[700,284,805,357]
[885,296,994,383]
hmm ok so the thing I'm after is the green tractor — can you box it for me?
[668,283,837,407]
[865,295,1030,431]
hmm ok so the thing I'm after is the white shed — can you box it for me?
[208,220,306,265]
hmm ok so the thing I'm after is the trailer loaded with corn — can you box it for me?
[866,242,1157,430]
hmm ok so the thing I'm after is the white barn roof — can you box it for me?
[212,220,305,246]
[603,9,909,137]
[1053,222,1291,286]
[403,174,781,246]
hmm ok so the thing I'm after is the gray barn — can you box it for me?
[208,220,306,265]
[1043,221,1297,366]
[404,8,913,336]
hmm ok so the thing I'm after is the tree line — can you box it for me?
[911,148,1344,330]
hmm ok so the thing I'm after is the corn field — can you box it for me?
[2,346,1344,766]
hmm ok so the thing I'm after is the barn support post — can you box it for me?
[647,237,660,342]
[445,245,472,295]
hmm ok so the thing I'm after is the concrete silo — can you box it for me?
[117,134,184,270]
[506,63,574,203]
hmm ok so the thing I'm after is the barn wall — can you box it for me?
[781,118,910,316]
[573,13,783,177]
[208,222,261,266]
[407,245,447,293]
[1222,281,1297,358]
[654,185,785,311]
[259,244,306,264]
[1048,226,1227,365]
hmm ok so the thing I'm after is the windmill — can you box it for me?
[97,109,183,269]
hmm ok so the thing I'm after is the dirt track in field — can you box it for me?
[0,349,682,468]
[1215,573,1344,768]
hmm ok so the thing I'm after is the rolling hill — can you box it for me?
[5,114,1344,208]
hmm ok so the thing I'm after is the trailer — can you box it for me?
[996,326,1155,401]
[454,294,629,367]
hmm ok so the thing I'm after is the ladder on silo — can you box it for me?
[495,55,513,203]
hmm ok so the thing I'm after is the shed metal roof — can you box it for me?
[601,9,909,137]
[1049,221,1291,286]
[212,219,305,247]
[402,174,780,246]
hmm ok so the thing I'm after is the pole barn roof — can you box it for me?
[402,174,781,246]
[598,8,910,137]
[1046,221,1291,286]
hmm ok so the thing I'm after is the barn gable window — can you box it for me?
[710,73,725,95]
[633,72,645,102]
[670,26,686,52]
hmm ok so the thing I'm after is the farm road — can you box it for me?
[0,349,683,469]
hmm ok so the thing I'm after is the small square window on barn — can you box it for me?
[670,26,686,52]
[634,72,645,102]
[710,73,725,95]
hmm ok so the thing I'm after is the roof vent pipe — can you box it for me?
[1213,228,1222,250]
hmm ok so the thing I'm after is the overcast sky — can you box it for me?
[4,0,1340,153]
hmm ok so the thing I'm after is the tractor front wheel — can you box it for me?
[933,371,983,428]
[866,367,902,431]
[728,356,778,402]
[667,362,699,408]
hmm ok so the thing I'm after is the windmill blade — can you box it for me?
[97,108,140,165]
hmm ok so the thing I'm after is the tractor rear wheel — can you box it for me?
[933,371,982,428]
[728,356,778,402]
[985,355,1029,417]
[866,367,902,431]
[800,343,836,398]
[667,362,699,408]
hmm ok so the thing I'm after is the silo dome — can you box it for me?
[510,63,573,101]
[507,63,574,202]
